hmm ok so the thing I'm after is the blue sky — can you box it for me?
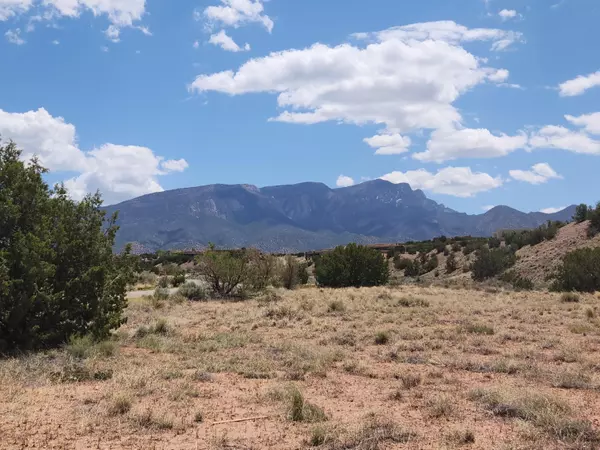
[0,0,599,214]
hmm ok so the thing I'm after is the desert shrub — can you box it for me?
[177,282,207,301]
[393,256,412,271]
[501,271,534,290]
[157,276,169,288]
[423,254,438,273]
[287,386,327,423]
[171,271,186,287]
[589,203,600,237]
[445,252,458,273]
[374,331,390,345]
[471,248,516,281]
[451,243,462,252]
[136,271,157,286]
[298,262,310,285]
[0,141,135,352]
[280,255,300,290]
[195,246,267,298]
[315,243,389,288]
[488,237,501,249]
[550,248,600,292]
[153,287,170,301]
[403,260,421,277]
[249,253,280,290]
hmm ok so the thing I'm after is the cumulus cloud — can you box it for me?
[0,108,188,204]
[363,134,411,155]
[191,20,520,156]
[380,166,503,197]
[529,125,600,155]
[540,206,566,214]
[414,128,527,163]
[558,71,600,97]
[509,163,562,184]
[336,175,355,188]
[0,0,148,41]
[498,9,518,20]
[209,30,250,52]
[201,0,273,32]
[565,112,600,135]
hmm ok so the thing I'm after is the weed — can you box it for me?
[397,296,430,307]
[447,429,475,445]
[463,323,495,335]
[194,411,204,423]
[108,394,131,416]
[400,373,422,389]
[287,386,327,423]
[374,331,390,345]
[308,425,329,446]
[427,395,454,418]
[327,300,346,313]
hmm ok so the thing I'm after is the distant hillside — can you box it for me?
[105,180,576,253]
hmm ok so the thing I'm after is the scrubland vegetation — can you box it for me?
[2,141,600,449]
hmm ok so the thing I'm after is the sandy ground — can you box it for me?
[1,285,600,449]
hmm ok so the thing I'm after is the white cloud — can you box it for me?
[161,158,189,172]
[336,175,355,188]
[540,206,566,214]
[0,0,148,41]
[482,205,495,211]
[0,107,188,204]
[565,112,600,135]
[0,0,31,20]
[414,128,527,163]
[488,68,509,83]
[5,27,24,44]
[380,166,503,197]
[202,0,273,33]
[52,39,59,44]
[193,40,200,49]
[208,30,250,52]
[558,71,600,97]
[355,21,523,51]
[498,9,518,20]
[529,125,600,155]
[363,133,411,155]
[191,20,520,154]
[509,162,562,184]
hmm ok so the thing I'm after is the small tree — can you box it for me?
[315,244,389,288]
[298,262,310,285]
[404,260,421,277]
[588,202,600,237]
[471,248,516,281]
[0,141,135,352]
[195,245,253,298]
[445,252,458,273]
[393,256,411,271]
[550,248,600,292]
[281,255,300,290]
[574,204,590,223]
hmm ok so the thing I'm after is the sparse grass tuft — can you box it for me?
[194,411,204,423]
[308,425,330,447]
[463,323,495,335]
[287,386,327,423]
[427,395,454,418]
[561,292,580,303]
[447,429,475,445]
[333,416,416,449]
[374,331,390,345]
[108,394,131,416]
[327,300,346,313]
[552,371,592,390]
[400,373,422,389]
[397,296,430,307]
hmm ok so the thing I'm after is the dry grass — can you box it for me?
[1,285,599,449]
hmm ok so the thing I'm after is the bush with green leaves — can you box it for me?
[281,255,300,290]
[0,141,135,352]
[298,262,310,285]
[403,260,421,277]
[550,248,600,293]
[471,247,517,281]
[177,282,207,301]
[315,243,389,288]
[171,271,186,287]
[393,256,412,271]
[574,204,591,223]
[445,252,458,273]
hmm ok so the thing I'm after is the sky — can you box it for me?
[0,0,599,214]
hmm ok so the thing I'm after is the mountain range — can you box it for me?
[105,180,576,253]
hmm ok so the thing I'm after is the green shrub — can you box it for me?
[315,244,389,288]
[0,141,135,352]
[403,260,421,277]
[157,276,170,288]
[574,204,591,223]
[393,256,412,271]
[281,255,300,290]
[374,331,390,345]
[177,282,207,301]
[551,248,600,292]
[298,262,310,285]
[171,271,186,287]
[471,248,516,281]
[445,253,458,273]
